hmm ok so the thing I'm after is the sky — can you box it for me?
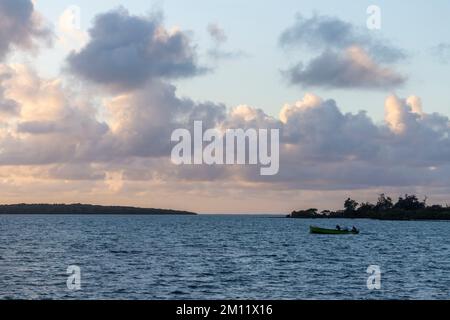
[32,0,450,120]
[1,0,450,213]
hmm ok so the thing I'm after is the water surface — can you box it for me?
[0,215,449,299]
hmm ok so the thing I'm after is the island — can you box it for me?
[0,203,197,215]
[288,194,450,221]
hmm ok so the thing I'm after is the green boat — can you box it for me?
[310,226,359,235]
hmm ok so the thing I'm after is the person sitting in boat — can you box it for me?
[336,225,341,231]
[352,226,358,233]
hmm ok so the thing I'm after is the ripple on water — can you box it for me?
[0,215,450,299]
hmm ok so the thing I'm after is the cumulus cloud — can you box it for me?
[0,64,109,165]
[2,61,450,193]
[104,81,226,158]
[280,13,406,63]
[1,61,450,210]
[385,94,420,134]
[239,93,450,192]
[67,7,204,91]
[0,0,52,122]
[383,95,450,167]
[280,14,407,89]
[278,93,381,165]
[0,0,52,60]
[0,65,226,165]
[284,46,406,89]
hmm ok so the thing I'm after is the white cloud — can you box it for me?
[57,5,88,52]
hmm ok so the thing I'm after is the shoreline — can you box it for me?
[287,216,450,222]
[0,204,197,216]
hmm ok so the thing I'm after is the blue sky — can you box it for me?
[32,0,450,121]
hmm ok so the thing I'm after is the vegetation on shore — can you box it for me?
[289,194,450,220]
[0,204,197,215]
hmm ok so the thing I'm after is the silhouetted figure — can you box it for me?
[336,225,341,231]
[352,226,358,233]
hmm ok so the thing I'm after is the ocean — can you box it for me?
[1,214,449,300]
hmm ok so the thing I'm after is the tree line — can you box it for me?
[290,194,450,220]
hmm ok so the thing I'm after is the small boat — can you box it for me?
[310,226,359,235]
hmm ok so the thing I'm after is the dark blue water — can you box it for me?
[1,215,450,300]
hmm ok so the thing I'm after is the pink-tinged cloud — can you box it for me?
[280,14,407,89]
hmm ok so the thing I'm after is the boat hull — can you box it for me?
[310,226,359,235]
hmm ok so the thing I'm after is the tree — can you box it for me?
[344,198,359,213]
[290,208,318,218]
[306,208,318,215]
[394,194,426,211]
[375,194,393,211]
[429,204,444,211]
[358,202,375,213]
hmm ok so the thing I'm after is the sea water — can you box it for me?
[0,214,449,300]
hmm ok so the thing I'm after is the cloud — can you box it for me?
[279,13,406,63]
[279,93,381,164]
[431,42,450,64]
[382,95,450,167]
[206,23,246,61]
[0,95,18,118]
[234,93,450,192]
[0,64,109,165]
[67,7,204,91]
[0,66,19,118]
[57,5,88,52]
[284,46,406,89]
[384,94,420,134]
[1,62,450,211]
[0,0,52,60]
[0,64,226,165]
[2,62,450,192]
[1,7,449,212]
[207,23,227,44]
[104,81,226,159]
[280,14,407,89]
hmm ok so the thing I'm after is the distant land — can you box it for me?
[0,204,197,215]
[288,194,450,221]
